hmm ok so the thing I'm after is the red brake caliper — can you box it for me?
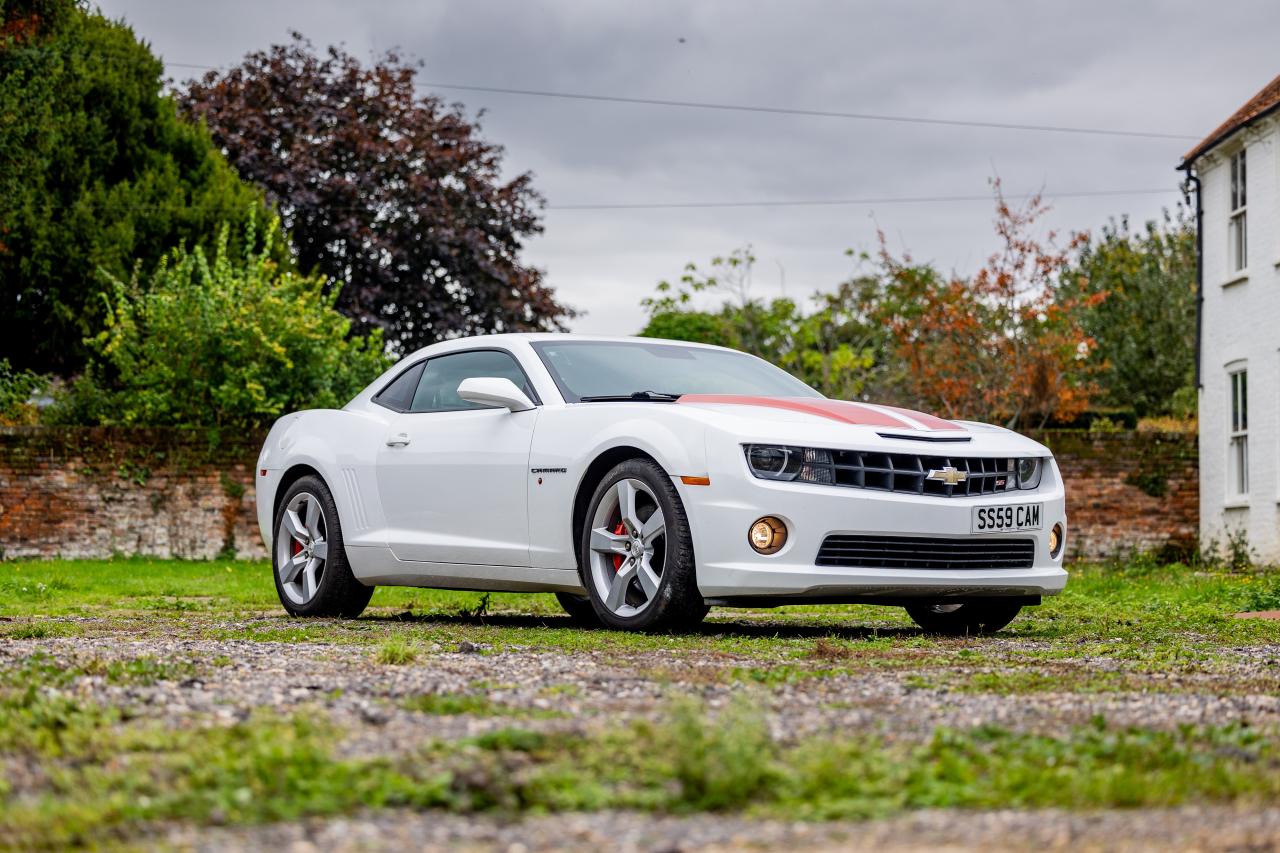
[611,520,627,572]
[292,539,303,557]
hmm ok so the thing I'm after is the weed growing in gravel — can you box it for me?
[728,664,844,686]
[402,692,499,715]
[80,656,196,686]
[952,668,1135,695]
[402,691,565,719]
[2,621,82,640]
[808,637,859,660]
[374,637,421,665]
[669,699,777,810]
[0,656,120,757]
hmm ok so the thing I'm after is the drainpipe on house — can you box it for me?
[1179,164,1204,389]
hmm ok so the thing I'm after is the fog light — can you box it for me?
[749,516,788,555]
[1049,523,1064,559]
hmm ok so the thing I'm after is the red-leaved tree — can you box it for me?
[865,183,1102,428]
[182,35,573,353]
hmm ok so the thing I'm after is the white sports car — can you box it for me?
[256,334,1067,634]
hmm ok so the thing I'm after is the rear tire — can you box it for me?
[578,458,708,632]
[272,475,374,618]
[554,592,600,627]
[905,600,1023,636]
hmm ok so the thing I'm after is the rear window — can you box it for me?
[372,362,425,412]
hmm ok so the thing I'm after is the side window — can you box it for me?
[372,362,426,412]
[408,350,534,413]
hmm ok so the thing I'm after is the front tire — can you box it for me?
[904,600,1023,636]
[273,475,374,618]
[578,459,707,631]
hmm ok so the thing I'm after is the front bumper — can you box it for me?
[680,451,1068,602]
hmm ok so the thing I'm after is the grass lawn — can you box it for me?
[3,556,1279,659]
[1,557,1279,847]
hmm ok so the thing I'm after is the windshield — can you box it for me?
[530,340,822,402]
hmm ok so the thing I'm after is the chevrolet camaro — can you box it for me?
[256,334,1067,633]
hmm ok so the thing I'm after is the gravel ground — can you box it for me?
[5,635,1280,751]
[164,805,1280,852]
[6,620,1280,850]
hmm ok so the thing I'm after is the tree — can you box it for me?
[641,248,880,400]
[641,186,1101,427]
[1061,210,1196,418]
[182,35,573,354]
[56,215,391,431]
[865,185,1100,428]
[0,0,270,375]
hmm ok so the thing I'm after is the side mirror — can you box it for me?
[457,377,535,412]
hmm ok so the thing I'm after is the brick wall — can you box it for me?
[0,427,265,560]
[1030,430,1199,561]
[0,427,1197,563]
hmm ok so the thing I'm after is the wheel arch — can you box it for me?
[571,445,663,566]
[273,463,326,526]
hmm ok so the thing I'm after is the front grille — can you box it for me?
[811,450,1018,497]
[816,534,1036,569]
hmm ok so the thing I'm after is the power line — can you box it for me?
[544,188,1178,211]
[38,187,1177,214]
[38,56,1189,209]
[164,60,218,71]
[154,60,1196,142]
[420,82,1199,141]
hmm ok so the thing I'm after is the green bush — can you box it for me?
[0,358,46,424]
[56,215,391,430]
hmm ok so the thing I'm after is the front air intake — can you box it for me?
[816,534,1035,569]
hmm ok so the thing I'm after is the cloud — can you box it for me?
[104,0,1280,333]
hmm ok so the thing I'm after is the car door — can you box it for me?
[374,349,539,566]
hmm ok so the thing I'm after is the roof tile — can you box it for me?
[1183,73,1280,165]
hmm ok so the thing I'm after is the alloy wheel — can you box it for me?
[587,478,666,617]
[276,491,329,605]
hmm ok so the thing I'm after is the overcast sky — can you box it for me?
[100,0,1280,333]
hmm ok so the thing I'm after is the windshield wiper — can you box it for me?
[578,391,682,402]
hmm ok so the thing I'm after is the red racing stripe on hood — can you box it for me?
[876,404,965,431]
[676,395,960,429]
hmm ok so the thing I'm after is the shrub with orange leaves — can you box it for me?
[865,182,1102,428]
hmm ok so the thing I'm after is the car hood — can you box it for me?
[674,395,1050,456]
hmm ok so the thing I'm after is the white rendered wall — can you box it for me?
[1196,117,1280,561]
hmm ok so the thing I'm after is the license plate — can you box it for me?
[972,503,1043,533]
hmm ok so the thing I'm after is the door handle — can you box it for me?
[386,433,411,447]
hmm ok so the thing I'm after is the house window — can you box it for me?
[1229,368,1248,497]
[1229,149,1247,272]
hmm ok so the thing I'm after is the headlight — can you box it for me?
[744,445,834,484]
[1016,458,1044,490]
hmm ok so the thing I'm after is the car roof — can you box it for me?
[399,332,735,361]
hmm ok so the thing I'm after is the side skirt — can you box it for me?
[346,544,587,594]
[704,593,1043,609]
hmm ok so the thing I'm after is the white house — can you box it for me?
[1181,74,1280,560]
